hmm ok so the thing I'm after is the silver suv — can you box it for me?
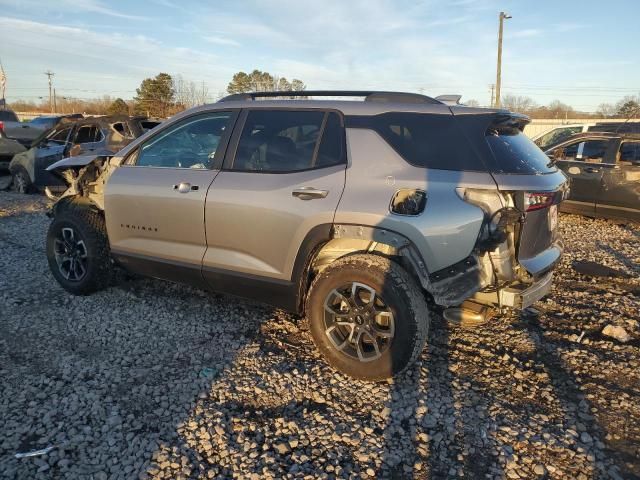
[45,91,567,381]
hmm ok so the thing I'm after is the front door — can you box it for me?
[554,138,611,216]
[203,109,347,308]
[104,110,237,287]
[597,140,640,222]
[32,125,75,187]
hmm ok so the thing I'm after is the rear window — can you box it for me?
[486,127,556,174]
[0,110,19,122]
[350,112,484,171]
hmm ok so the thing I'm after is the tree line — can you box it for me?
[6,70,306,118]
[499,94,640,119]
[7,71,637,120]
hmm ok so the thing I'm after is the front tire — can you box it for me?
[306,254,429,381]
[12,167,33,194]
[46,201,113,295]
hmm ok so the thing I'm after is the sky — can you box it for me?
[0,0,638,111]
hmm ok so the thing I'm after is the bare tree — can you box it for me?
[501,94,537,113]
[173,75,209,109]
[596,103,617,118]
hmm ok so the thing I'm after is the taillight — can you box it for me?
[0,121,4,133]
[524,192,555,211]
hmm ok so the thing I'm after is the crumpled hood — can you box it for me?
[46,149,114,172]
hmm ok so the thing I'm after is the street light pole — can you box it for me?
[495,11,511,108]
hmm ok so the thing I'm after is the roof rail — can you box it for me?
[218,90,443,105]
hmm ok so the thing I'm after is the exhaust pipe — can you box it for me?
[443,301,495,328]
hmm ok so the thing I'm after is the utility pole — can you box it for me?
[489,84,495,108]
[495,12,511,108]
[53,88,57,113]
[44,70,54,113]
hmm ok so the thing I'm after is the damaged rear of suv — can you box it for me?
[44,91,567,381]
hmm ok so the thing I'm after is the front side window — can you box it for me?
[48,127,72,143]
[619,141,640,164]
[136,112,233,169]
[233,110,342,172]
[580,139,608,162]
[553,139,608,163]
[555,140,581,161]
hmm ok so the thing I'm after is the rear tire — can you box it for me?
[12,167,33,194]
[46,201,113,295]
[306,254,429,381]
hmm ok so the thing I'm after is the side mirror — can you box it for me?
[551,148,563,159]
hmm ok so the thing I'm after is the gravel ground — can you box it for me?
[0,190,638,480]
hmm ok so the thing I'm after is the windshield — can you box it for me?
[535,126,582,150]
[486,127,557,174]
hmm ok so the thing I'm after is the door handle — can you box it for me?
[292,187,329,200]
[173,182,199,193]
[583,167,600,173]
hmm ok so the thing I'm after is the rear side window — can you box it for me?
[357,112,483,171]
[112,122,134,139]
[233,110,343,172]
[140,120,161,132]
[486,127,556,174]
[0,110,19,122]
[74,125,103,144]
[316,113,344,167]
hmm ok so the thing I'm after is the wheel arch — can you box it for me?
[293,223,431,315]
[50,194,103,219]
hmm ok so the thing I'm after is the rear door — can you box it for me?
[203,109,346,305]
[104,110,238,287]
[552,138,612,215]
[72,123,104,154]
[597,140,640,222]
